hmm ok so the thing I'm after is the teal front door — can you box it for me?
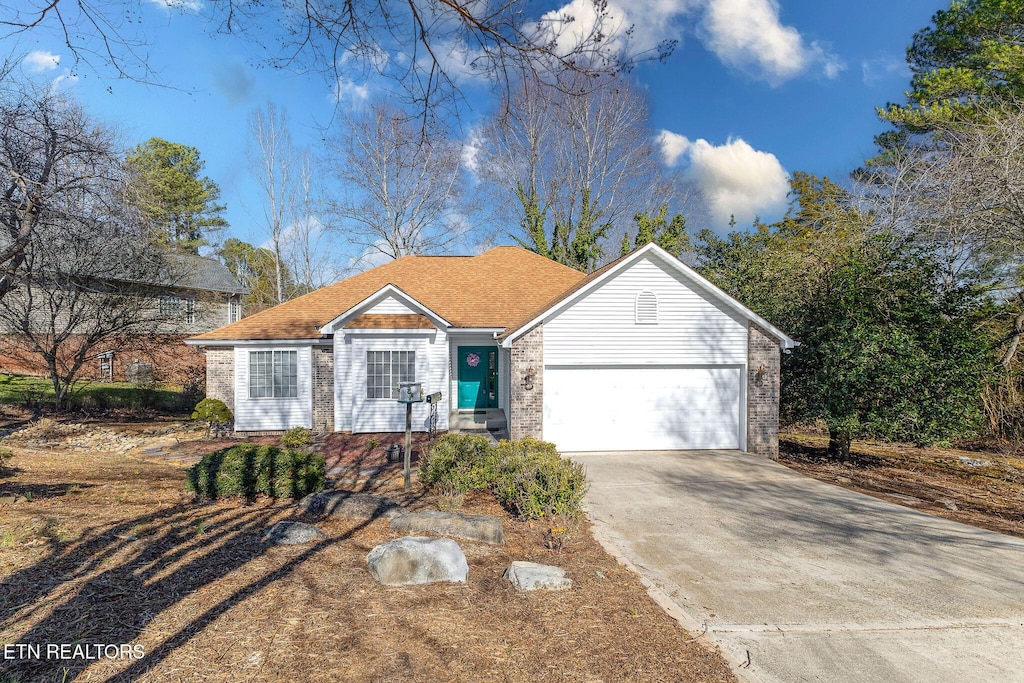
[457,346,497,410]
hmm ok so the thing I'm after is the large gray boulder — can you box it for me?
[504,561,572,591]
[389,510,504,545]
[299,490,403,521]
[263,521,327,545]
[366,536,468,586]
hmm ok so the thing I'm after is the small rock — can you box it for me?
[504,561,572,591]
[0,496,15,505]
[958,456,991,468]
[937,497,959,511]
[263,521,327,545]
[299,490,403,521]
[888,493,923,506]
[390,510,503,545]
[366,536,468,586]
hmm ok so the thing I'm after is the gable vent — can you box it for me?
[635,290,659,324]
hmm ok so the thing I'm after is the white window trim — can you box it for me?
[248,349,299,399]
[365,349,416,401]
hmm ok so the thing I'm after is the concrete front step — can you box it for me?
[448,410,507,432]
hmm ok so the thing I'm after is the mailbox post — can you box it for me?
[396,382,424,491]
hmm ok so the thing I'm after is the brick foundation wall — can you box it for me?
[311,345,335,433]
[205,347,235,414]
[747,322,781,459]
[509,324,543,440]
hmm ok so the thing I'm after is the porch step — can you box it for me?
[456,429,506,446]
[449,410,507,434]
[449,409,508,444]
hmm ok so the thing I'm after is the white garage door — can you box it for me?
[544,366,742,452]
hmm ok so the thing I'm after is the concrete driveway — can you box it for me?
[573,450,1024,683]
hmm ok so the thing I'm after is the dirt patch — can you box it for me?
[780,432,1024,538]
[0,426,734,682]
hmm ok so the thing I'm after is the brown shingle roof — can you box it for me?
[344,314,435,329]
[190,246,586,341]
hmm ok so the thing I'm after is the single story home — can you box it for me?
[187,243,796,457]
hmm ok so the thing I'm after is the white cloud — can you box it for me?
[147,0,203,11]
[461,127,483,176]
[657,129,789,229]
[330,77,370,104]
[418,38,490,85]
[537,0,635,59]
[23,50,60,73]
[861,55,910,86]
[698,0,843,84]
[538,0,842,84]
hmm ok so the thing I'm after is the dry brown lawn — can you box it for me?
[0,424,735,683]
[780,432,1024,539]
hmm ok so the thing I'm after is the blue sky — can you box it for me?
[12,0,946,256]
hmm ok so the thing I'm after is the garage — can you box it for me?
[543,365,743,452]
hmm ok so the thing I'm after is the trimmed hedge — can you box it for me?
[186,444,326,500]
[420,435,588,519]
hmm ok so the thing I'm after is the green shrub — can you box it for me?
[191,398,233,438]
[420,435,587,519]
[419,432,494,494]
[0,446,11,474]
[281,426,313,448]
[185,444,326,500]
[490,437,588,519]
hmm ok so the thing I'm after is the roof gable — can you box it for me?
[501,243,797,349]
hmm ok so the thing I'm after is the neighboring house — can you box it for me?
[0,255,248,383]
[187,244,797,457]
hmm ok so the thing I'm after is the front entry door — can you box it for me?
[457,346,498,410]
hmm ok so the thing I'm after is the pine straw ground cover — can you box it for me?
[780,432,1024,539]
[0,431,734,682]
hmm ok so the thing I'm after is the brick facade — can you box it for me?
[311,345,335,433]
[509,323,543,440]
[204,347,235,414]
[747,322,781,459]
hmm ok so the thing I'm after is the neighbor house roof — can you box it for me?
[189,246,586,341]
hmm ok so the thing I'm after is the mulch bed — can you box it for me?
[780,432,1024,539]
[0,430,735,683]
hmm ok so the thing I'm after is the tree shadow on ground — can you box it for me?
[0,467,404,681]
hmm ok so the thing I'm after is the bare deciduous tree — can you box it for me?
[0,82,125,299]
[249,102,291,304]
[0,80,195,408]
[480,74,676,271]
[284,149,337,293]
[325,102,470,262]
[1,2,675,118]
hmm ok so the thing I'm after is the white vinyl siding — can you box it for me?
[336,328,449,433]
[234,346,312,430]
[543,255,747,366]
[365,296,417,315]
[535,252,748,451]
